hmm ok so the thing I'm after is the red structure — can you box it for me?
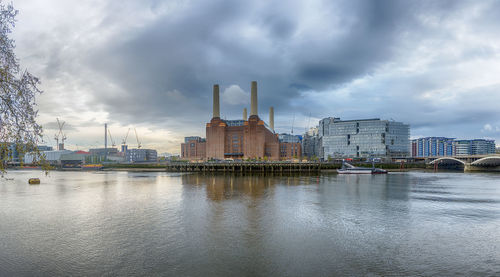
[181,137,206,161]
[182,81,298,161]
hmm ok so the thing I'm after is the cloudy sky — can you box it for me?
[12,0,500,153]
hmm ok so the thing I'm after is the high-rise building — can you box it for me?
[302,127,321,159]
[411,137,454,157]
[319,117,410,159]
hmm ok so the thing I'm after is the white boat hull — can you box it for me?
[337,169,374,174]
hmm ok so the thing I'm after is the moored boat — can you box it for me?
[337,160,388,174]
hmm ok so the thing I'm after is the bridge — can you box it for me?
[427,155,500,172]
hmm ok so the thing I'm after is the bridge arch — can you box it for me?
[471,156,500,166]
[428,157,466,165]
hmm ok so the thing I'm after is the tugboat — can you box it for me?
[337,160,388,174]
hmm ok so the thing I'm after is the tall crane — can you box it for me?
[54,118,66,150]
[134,128,141,149]
[121,128,131,152]
[107,128,116,147]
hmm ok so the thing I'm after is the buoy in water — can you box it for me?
[28,178,40,185]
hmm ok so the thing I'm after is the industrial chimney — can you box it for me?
[243,108,247,120]
[213,84,220,118]
[269,107,274,131]
[250,81,258,116]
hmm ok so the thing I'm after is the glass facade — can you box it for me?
[319,118,410,159]
[412,137,454,157]
[412,138,496,156]
[454,139,496,156]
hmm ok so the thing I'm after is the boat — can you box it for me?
[82,164,103,170]
[337,160,388,174]
[28,178,41,184]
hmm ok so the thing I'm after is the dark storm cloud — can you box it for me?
[84,0,431,129]
[15,0,500,150]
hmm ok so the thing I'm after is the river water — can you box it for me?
[1,170,499,276]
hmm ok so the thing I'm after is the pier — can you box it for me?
[165,162,333,172]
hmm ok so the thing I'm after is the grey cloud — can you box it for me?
[14,0,500,151]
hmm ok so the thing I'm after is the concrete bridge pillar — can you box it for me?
[465,164,500,172]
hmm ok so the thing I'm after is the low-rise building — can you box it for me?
[89,148,119,157]
[278,134,302,160]
[126,148,158,163]
[181,136,206,161]
[412,137,455,157]
[454,139,496,156]
[24,150,73,164]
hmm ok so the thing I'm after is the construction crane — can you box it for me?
[121,128,131,152]
[134,128,142,149]
[291,113,295,135]
[54,118,66,150]
[304,112,312,134]
[107,128,116,147]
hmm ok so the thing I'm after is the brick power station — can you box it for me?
[181,81,301,161]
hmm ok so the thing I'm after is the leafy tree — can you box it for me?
[0,2,43,172]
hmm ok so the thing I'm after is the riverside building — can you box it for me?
[181,81,300,161]
[318,117,410,159]
[302,127,321,159]
[411,137,496,156]
[181,136,206,161]
[126,149,158,163]
[412,137,455,157]
[278,134,302,159]
[453,139,496,156]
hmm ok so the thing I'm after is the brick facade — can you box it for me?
[205,115,280,161]
[181,82,300,161]
[181,137,206,161]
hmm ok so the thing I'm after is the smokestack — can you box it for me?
[213,84,220,118]
[250,81,258,116]
[269,107,274,131]
[243,108,247,120]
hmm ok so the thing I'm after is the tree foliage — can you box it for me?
[0,2,43,172]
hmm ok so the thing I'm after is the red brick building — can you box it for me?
[181,136,206,161]
[182,81,300,161]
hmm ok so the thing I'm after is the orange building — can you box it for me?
[181,81,300,161]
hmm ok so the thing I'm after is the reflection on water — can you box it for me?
[0,170,499,276]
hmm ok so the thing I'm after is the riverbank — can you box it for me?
[8,162,464,173]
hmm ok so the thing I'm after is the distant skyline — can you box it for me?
[12,0,500,153]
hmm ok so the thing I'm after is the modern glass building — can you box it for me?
[411,137,454,157]
[319,117,410,159]
[453,139,496,156]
